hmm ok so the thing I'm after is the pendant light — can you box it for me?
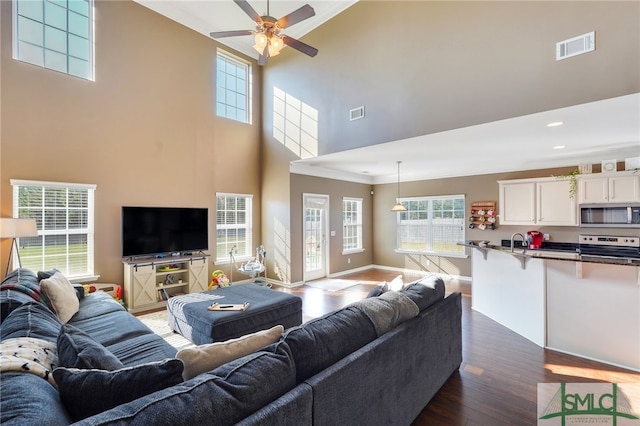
[391,161,407,212]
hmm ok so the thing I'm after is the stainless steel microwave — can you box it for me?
[579,203,640,228]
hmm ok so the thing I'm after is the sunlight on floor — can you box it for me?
[544,363,640,381]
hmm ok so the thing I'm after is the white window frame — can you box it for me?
[215,193,253,264]
[342,197,363,254]
[10,179,97,281]
[216,50,251,124]
[13,0,95,80]
[395,194,466,257]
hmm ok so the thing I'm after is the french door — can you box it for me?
[303,194,329,282]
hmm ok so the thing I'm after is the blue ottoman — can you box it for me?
[167,284,302,345]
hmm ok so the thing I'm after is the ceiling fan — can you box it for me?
[210,0,318,66]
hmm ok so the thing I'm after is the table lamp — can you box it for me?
[1,218,38,277]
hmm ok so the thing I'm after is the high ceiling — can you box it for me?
[133,0,357,61]
[133,1,640,185]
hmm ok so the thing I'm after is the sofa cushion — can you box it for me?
[350,291,420,336]
[77,341,296,425]
[0,302,61,344]
[0,269,51,321]
[53,358,184,422]
[177,324,284,381]
[39,272,79,323]
[0,372,71,425]
[57,323,124,370]
[282,306,377,383]
[400,276,445,311]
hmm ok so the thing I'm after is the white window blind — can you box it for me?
[343,197,363,252]
[11,179,96,279]
[216,50,251,123]
[216,193,253,262]
[13,0,94,80]
[396,195,465,256]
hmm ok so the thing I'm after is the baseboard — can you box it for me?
[260,264,471,288]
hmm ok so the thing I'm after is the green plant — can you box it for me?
[552,169,581,198]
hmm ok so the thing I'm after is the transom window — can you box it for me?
[11,179,96,280]
[342,197,363,253]
[216,50,251,123]
[216,193,253,263]
[13,0,94,80]
[396,195,465,256]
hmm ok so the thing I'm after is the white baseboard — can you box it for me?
[268,264,471,287]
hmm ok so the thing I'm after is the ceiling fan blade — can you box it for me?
[209,30,253,38]
[277,4,315,29]
[233,0,262,23]
[282,35,318,57]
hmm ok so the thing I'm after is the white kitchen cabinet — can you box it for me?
[537,178,578,225]
[498,177,577,226]
[578,172,640,203]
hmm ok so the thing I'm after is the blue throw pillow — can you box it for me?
[52,358,184,422]
[400,276,445,311]
[57,323,124,370]
[366,282,388,298]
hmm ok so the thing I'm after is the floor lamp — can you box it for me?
[1,218,38,277]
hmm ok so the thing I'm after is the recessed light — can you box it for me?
[547,121,564,127]
[553,145,566,150]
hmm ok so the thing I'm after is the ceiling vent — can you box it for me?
[350,106,365,121]
[556,31,595,60]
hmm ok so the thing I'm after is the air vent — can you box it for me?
[556,31,595,60]
[349,106,365,121]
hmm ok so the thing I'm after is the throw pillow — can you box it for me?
[388,275,404,291]
[177,324,284,381]
[367,282,388,298]
[57,323,124,370]
[52,358,184,422]
[350,290,419,336]
[400,276,445,311]
[39,272,79,323]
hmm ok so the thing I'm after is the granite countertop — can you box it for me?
[461,241,640,267]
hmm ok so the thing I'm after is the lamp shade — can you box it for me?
[0,218,38,238]
[391,203,407,212]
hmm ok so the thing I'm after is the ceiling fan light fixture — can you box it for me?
[254,32,268,49]
[270,36,284,53]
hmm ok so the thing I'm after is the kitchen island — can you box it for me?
[463,241,640,372]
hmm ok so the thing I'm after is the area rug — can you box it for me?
[305,279,359,292]
[137,310,194,351]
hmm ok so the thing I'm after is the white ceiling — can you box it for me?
[133,1,640,185]
[133,0,357,61]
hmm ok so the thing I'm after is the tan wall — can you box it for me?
[288,174,373,283]
[0,0,262,282]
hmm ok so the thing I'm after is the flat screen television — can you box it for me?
[122,206,208,258]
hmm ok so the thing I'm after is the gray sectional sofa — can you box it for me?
[0,268,462,425]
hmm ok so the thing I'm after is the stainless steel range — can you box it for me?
[578,235,640,259]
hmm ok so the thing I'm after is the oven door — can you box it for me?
[579,204,640,228]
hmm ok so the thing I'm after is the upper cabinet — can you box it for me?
[498,177,578,226]
[578,172,640,204]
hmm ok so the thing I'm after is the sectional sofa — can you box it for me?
[0,268,462,425]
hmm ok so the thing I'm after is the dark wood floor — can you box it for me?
[272,269,640,425]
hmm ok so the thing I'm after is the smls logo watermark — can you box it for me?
[538,383,640,425]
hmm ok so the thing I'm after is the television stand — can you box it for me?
[122,254,209,313]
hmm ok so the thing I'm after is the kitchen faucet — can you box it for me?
[510,233,526,252]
